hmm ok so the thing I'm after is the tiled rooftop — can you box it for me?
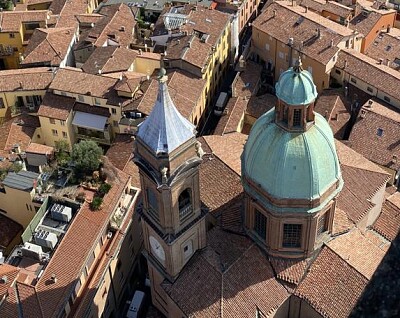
[0,67,54,92]
[347,98,400,171]
[135,69,206,119]
[349,5,396,38]
[105,134,134,171]
[162,5,230,69]
[315,90,351,139]
[202,133,247,176]
[299,0,353,19]
[75,4,136,49]
[295,246,368,318]
[37,92,75,120]
[49,68,119,99]
[198,151,243,216]
[365,31,400,71]
[164,228,289,317]
[327,229,387,279]
[372,192,400,241]
[336,49,400,100]
[82,47,138,75]
[253,1,353,64]
[0,10,48,33]
[21,27,76,67]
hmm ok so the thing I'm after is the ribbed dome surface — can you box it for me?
[242,109,342,208]
[275,67,317,105]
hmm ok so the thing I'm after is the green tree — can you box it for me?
[55,140,70,167]
[71,140,103,174]
[0,0,13,11]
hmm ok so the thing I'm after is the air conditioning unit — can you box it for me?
[21,242,43,260]
[51,204,72,222]
[35,230,58,249]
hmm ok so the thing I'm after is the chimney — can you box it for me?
[305,6,308,13]
[344,59,348,68]
[316,28,321,38]
[273,10,277,17]
[51,274,57,284]
[386,59,390,66]
[330,39,334,47]
[387,26,391,33]
[138,49,142,55]
[378,58,383,65]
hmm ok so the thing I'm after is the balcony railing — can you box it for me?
[179,205,193,221]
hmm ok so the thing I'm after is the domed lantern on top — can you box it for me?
[241,58,343,259]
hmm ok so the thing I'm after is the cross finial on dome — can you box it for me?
[293,56,303,73]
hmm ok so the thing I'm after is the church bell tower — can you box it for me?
[134,68,207,315]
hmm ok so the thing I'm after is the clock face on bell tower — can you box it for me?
[149,236,166,262]
[133,68,207,282]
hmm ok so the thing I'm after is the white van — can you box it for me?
[214,92,229,116]
[126,290,145,318]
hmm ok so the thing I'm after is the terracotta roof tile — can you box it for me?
[0,67,53,92]
[365,31,400,71]
[332,207,354,236]
[0,10,48,33]
[315,90,351,139]
[269,257,310,285]
[246,94,276,119]
[253,2,353,65]
[26,143,54,155]
[82,47,138,75]
[199,152,243,215]
[223,245,289,317]
[0,264,19,299]
[75,13,104,25]
[336,49,400,100]
[123,160,140,188]
[348,98,400,171]
[372,192,400,241]
[299,0,353,19]
[106,134,134,171]
[295,246,368,318]
[37,92,75,120]
[16,283,44,318]
[35,170,130,317]
[163,6,230,69]
[327,229,387,279]
[0,214,22,248]
[349,6,395,39]
[49,68,120,100]
[136,69,206,119]
[0,287,19,318]
[74,102,111,117]
[164,228,289,317]
[338,165,388,223]
[202,133,247,176]
[75,4,136,49]
[21,27,76,67]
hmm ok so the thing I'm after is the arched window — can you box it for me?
[147,188,159,220]
[179,188,192,221]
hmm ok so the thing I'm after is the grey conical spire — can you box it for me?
[137,68,196,155]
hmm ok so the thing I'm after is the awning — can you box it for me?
[72,111,108,131]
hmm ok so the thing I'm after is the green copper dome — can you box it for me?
[242,109,343,213]
[275,59,318,106]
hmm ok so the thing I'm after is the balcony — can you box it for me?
[110,187,138,229]
[0,44,14,57]
[179,204,193,221]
